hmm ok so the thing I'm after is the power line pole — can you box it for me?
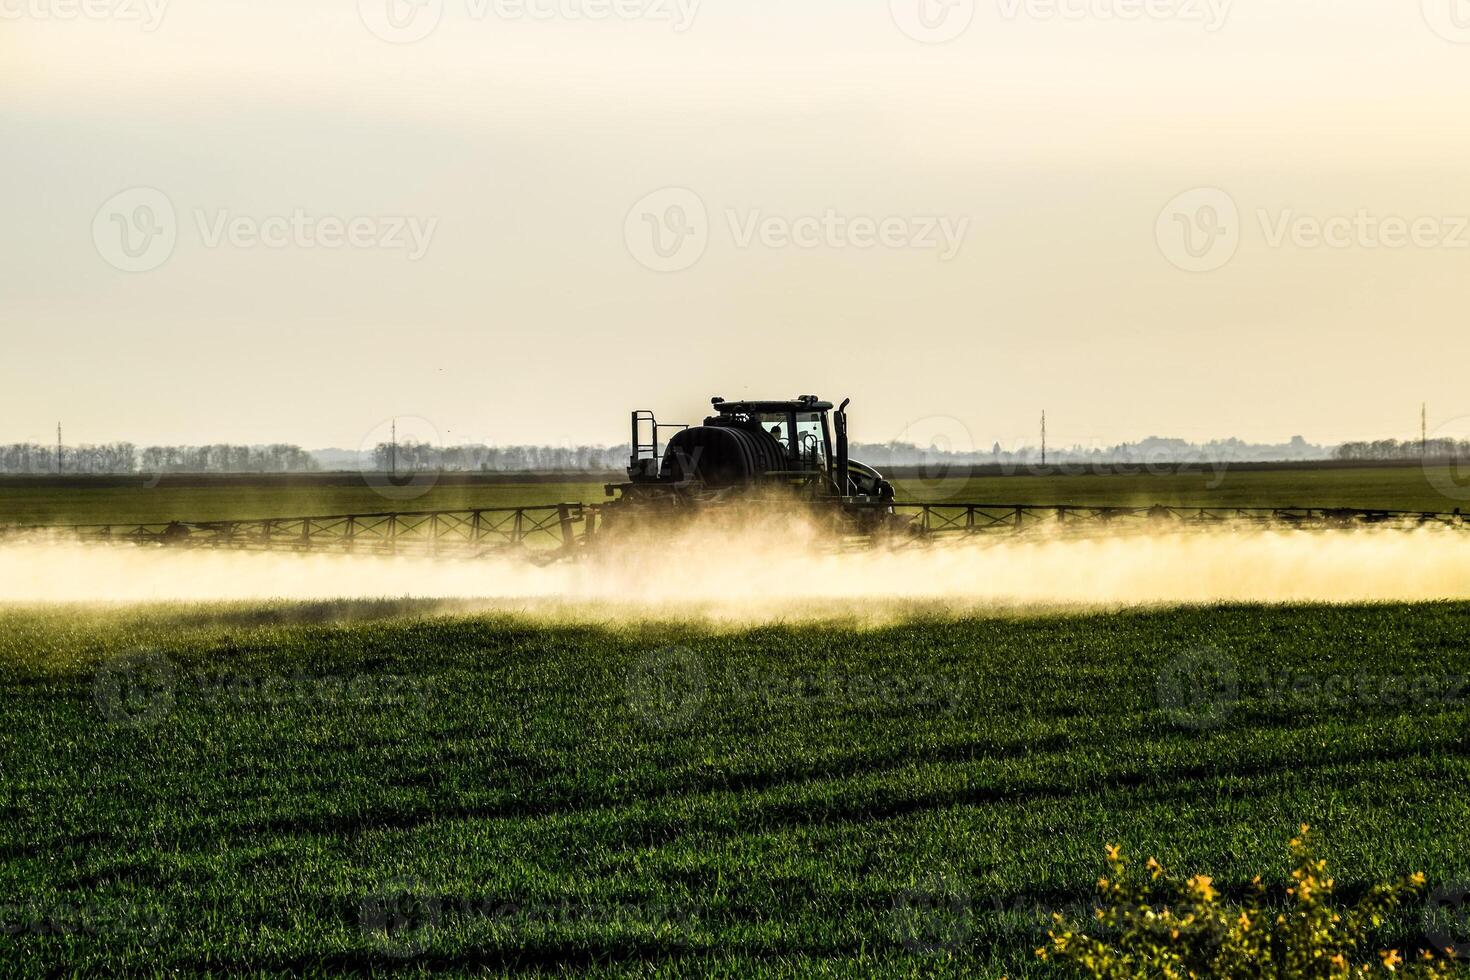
[1422,403,1428,458]
[1041,410,1047,467]
[56,422,62,475]
[390,419,397,478]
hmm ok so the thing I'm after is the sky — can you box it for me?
[5,0,1470,453]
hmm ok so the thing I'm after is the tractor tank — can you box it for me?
[657,420,787,488]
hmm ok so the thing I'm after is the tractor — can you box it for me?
[601,395,903,536]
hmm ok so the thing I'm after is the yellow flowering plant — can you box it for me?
[1038,827,1455,978]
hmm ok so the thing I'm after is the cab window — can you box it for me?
[795,413,827,466]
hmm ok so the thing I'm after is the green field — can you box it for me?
[5,465,1470,975]
[2,463,1467,527]
[0,476,610,527]
[4,602,1470,976]
[895,464,1470,514]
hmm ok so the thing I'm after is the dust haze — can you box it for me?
[3,512,1469,620]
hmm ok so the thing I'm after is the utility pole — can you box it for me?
[390,419,397,478]
[56,422,62,475]
[1041,411,1047,467]
[1422,403,1428,458]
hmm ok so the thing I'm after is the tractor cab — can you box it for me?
[617,395,894,503]
[711,396,834,476]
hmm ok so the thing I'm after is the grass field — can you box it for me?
[5,465,1470,975]
[0,475,610,527]
[2,462,1467,527]
[4,602,1470,976]
[895,464,1470,514]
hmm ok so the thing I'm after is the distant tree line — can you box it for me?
[369,442,627,473]
[849,435,1333,467]
[5,435,1465,475]
[0,443,318,474]
[1334,438,1470,461]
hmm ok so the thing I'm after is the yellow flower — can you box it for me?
[1105,843,1122,862]
[1381,949,1402,970]
[1147,857,1163,880]
[1187,875,1217,902]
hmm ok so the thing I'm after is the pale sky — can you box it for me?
[5,0,1470,452]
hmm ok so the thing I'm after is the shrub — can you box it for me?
[1038,826,1455,978]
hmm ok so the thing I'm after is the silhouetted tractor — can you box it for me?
[602,395,902,536]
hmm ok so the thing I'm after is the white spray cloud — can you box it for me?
[3,516,1469,620]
